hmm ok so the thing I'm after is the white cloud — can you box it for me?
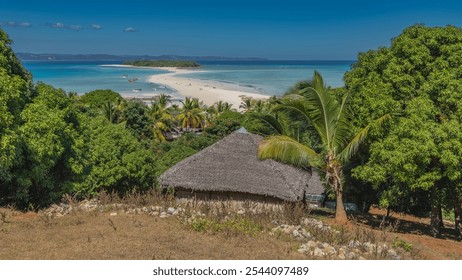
[91,24,102,30]
[47,22,83,31]
[52,22,65,28]
[18,22,32,27]
[69,25,83,30]
[123,27,138,32]
[0,21,32,27]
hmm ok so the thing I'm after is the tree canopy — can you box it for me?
[80,89,123,108]
[0,26,243,208]
[257,71,388,224]
[345,24,462,236]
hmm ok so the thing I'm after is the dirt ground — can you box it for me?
[347,207,462,260]
[1,206,461,260]
[0,209,304,260]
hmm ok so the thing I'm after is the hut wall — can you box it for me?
[174,188,282,203]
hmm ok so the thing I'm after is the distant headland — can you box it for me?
[17,53,268,62]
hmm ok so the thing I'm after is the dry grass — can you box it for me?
[0,209,307,260]
[1,192,459,260]
[0,192,311,260]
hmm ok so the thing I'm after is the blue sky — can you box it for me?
[1,0,462,59]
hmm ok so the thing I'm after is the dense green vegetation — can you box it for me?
[123,60,201,68]
[2,25,462,238]
[257,71,388,224]
[345,25,462,236]
[244,25,462,235]
[0,28,234,209]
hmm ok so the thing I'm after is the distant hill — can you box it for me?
[17,53,268,62]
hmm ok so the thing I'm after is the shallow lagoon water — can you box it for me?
[23,60,353,98]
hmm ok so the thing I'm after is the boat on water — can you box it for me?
[132,88,142,92]
[128,77,140,83]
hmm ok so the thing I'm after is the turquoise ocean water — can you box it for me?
[23,60,354,99]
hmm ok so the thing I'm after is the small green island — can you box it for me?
[123,60,201,68]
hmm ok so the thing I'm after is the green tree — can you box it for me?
[345,25,462,236]
[149,101,175,142]
[205,111,243,137]
[154,132,218,176]
[155,145,197,176]
[206,101,234,125]
[1,29,87,208]
[239,96,279,113]
[102,100,117,123]
[239,96,254,112]
[80,89,124,122]
[123,100,153,141]
[177,97,206,131]
[258,71,388,224]
[0,28,33,186]
[76,116,157,196]
[213,100,233,113]
[0,28,32,83]
[80,89,123,108]
[154,93,172,109]
[3,83,87,207]
[243,98,292,137]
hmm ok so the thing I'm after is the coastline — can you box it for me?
[26,61,350,106]
[145,67,269,109]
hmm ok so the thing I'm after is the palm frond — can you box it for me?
[247,111,287,136]
[275,97,313,125]
[258,135,322,169]
[331,90,353,153]
[272,98,319,140]
[300,71,339,149]
[283,80,312,97]
[338,114,391,163]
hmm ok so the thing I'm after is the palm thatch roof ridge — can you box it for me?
[159,128,324,201]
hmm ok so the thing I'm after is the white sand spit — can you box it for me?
[147,67,269,109]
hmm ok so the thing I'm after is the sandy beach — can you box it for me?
[146,67,269,109]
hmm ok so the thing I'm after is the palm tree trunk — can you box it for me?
[335,186,348,224]
[327,160,348,224]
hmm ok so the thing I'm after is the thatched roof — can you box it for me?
[159,128,324,202]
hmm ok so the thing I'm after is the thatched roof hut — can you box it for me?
[159,128,324,202]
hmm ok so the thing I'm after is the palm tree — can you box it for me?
[240,96,254,112]
[102,100,116,123]
[205,105,218,125]
[181,97,202,110]
[258,71,389,224]
[67,91,78,100]
[253,99,271,114]
[214,100,233,113]
[177,97,206,131]
[149,101,174,142]
[154,93,172,109]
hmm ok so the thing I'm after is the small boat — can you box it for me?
[132,88,142,92]
[128,77,140,83]
[122,74,128,78]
